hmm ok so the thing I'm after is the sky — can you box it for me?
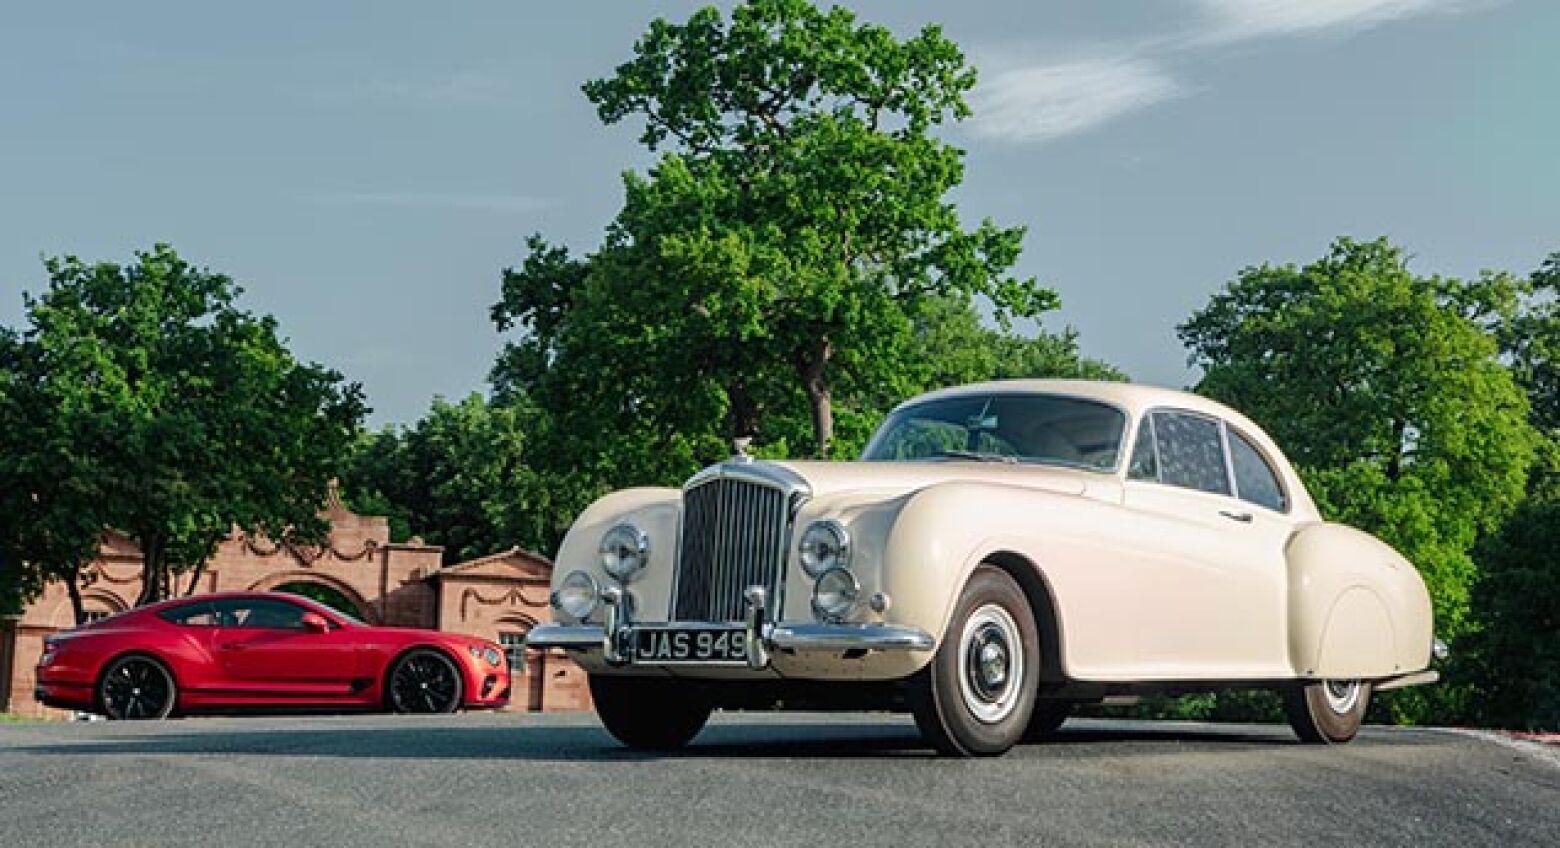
[2,1,1556,426]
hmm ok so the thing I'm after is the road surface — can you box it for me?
[2,713,1556,847]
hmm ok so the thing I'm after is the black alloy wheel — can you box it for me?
[388,649,463,714]
[99,655,177,720]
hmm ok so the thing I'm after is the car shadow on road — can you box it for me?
[9,717,1308,762]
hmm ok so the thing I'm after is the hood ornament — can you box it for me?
[732,436,754,462]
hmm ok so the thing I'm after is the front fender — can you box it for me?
[550,487,682,623]
[808,480,1120,680]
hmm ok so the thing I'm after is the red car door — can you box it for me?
[210,598,369,700]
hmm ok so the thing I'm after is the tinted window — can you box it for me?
[159,602,218,627]
[213,598,310,630]
[1127,417,1158,481]
[1153,412,1231,495]
[1229,429,1288,512]
[863,394,1126,471]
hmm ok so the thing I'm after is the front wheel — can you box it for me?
[387,649,464,714]
[590,675,713,751]
[1283,679,1371,744]
[908,565,1040,757]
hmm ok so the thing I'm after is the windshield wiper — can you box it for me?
[932,449,1018,464]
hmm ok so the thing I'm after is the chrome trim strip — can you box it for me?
[1373,670,1440,692]
[525,624,609,650]
[683,460,811,498]
[768,623,935,652]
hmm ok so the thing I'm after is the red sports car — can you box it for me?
[35,591,511,719]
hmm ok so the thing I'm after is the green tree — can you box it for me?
[1461,251,1560,730]
[0,326,108,622]
[1178,237,1534,722]
[495,0,1058,470]
[0,246,366,610]
[342,394,558,562]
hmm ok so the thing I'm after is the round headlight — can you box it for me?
[799,520,851,578]
[553,570,600,621]
[600,523,650,583]
[811,567,860,622]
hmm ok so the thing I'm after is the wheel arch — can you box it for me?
[980,550,1068,684]
[381,643,467,708]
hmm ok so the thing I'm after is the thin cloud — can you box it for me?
[311,70,518,107]
[1191,0,1502,44]
[968,56,1186,144]
[310,192,549,213]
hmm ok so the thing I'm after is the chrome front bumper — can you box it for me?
[526,585,934,671]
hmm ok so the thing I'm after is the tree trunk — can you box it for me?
[64,567,86,626]
[183,557,207,596]
[135,535,164,606]
[728,380,761,441]
[798,336,834,458]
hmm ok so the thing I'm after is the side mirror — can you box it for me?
[301,612,330,634]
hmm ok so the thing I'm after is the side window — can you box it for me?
[1229,429,1289,512]
[1127,417,1158,481]
[1152,412,1231,496]
[213,598,309,630]
[158,602,217,627]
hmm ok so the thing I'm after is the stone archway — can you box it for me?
[248,571,376,623]
[50,589,129,628]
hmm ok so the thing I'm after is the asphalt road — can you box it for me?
[2,712,1557,848]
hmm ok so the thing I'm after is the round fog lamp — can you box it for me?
[600,523,650,583]
[554,570,600,621]
[799,520,851,578]
[811,567,860,622]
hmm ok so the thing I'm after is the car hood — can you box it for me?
[755,459,1100,499]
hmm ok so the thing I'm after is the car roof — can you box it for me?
[896,379,1269,434]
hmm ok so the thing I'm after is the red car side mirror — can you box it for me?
[301,612,331,634]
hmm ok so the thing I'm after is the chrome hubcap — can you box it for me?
[1323,679,1362,714]
[958,604,1024,724]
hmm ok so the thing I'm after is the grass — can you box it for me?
[0,712,34,723]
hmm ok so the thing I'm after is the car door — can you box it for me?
[210,598,368,699]
[1117,409,1294,679]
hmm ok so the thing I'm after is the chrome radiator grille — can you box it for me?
[673,475,791,622]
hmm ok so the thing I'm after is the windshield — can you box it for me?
[861,393,1127,471]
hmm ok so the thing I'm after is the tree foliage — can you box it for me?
[494,0,1058,471]
[0,246,366,613]
[340,394,561,563]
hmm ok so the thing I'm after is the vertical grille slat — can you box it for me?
[674,474,791,622]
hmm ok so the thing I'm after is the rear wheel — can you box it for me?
[387,649,463,714]
[590,675,712,751]
[909,565,1040,757]
[1283,679,1370,744]
[98,655,177,720]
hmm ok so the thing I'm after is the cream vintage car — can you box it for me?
[528,380,1442,756]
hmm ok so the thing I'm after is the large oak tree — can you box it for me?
[493,0,1062,473]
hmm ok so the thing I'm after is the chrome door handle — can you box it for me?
[1219,510,1253,523]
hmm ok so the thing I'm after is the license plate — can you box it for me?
[633,626,748,664]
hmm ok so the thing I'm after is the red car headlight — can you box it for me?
[39,646,59,667]
[468,645,503,667]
